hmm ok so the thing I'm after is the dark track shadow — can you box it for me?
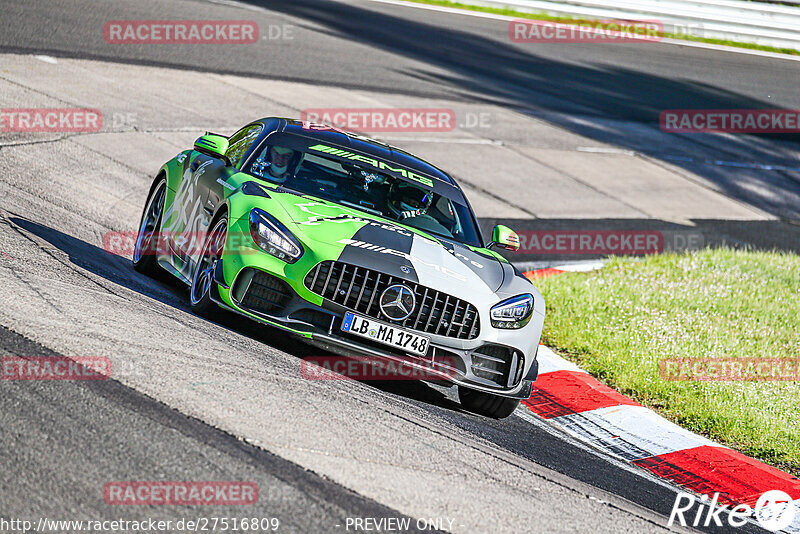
[248,1,765,119]
[10,216,188,304]
[240,0,800,220]
[8,216,466,414]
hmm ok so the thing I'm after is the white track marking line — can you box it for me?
[34,55,58,64]
[552,405,719,460]
[514,407,687,492]
[550,260,608,272]
[663,154,800,173]
[537,345,588,375]
[577,146,637,155]
[788,501,800,534]
[379,136,503,144]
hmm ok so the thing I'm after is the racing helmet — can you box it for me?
[388,181,433,220]
[267,145,298,182]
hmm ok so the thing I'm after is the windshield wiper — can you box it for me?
[276,185,325,202]
[340,200,382,216]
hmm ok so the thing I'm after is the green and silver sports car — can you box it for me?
[133,118,544,418]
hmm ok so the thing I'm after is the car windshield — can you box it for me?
[246,144,483,247]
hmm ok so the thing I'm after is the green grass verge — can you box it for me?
[403,0,800,56]
[535,249,800,476]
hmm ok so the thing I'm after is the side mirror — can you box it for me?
[489,225,520,252]
[193,133,231,165]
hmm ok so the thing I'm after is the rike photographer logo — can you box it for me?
[668,490,796,531]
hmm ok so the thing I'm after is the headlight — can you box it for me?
[248,208,303,263]
[490,294,533,329]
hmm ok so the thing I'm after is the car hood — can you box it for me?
[272,193,510,298]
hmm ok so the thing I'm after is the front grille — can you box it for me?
[471,345,515,386]
[304,261,480,340]
[237,269,292,315]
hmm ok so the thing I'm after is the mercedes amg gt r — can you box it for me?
[133,118,545,418]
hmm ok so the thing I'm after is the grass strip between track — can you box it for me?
[534,249,800,477]
[402,0,800,56]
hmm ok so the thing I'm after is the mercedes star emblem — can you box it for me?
[379,284,416,321]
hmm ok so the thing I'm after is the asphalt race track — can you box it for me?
[1,0,799,532]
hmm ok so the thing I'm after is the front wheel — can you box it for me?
[133,178,166,277]
[190,215,227,318]
[458,386,521,419]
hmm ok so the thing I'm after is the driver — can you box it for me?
[388,181,453,237]
[253,145,299,183]
[388,181,432,221]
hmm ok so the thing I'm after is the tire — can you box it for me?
[133,178,167,278]
[458,386,521,419]
[189,214,227,318]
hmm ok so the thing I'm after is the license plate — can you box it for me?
[341,312,430,356]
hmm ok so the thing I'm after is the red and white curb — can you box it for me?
[522,260,607,280]
[519,265,800,532]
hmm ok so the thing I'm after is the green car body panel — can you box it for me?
[141,118,545,400]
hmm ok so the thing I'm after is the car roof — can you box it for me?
[257,117,456,186]
[244,117,483,246]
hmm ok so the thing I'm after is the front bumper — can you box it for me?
[213,260,542,399]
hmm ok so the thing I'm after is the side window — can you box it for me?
[432,195,462,237]
[225,125,263,168]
